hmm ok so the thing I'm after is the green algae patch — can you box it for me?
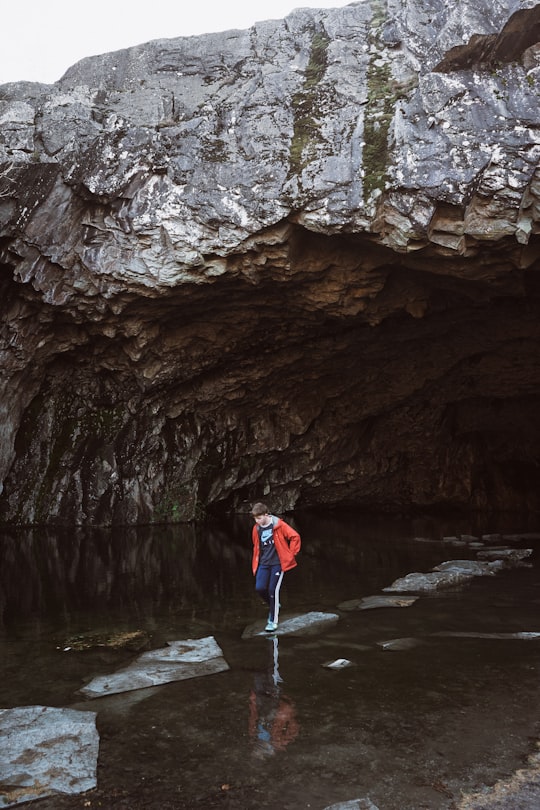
[363,0,393,201]
[153,482,205,523]
[363,57,394,200]
[362,0,418,203]
[289,30,331,176]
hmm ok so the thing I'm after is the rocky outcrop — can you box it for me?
[0,0,539,524]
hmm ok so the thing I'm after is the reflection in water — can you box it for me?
[0,522,250,631]
[0,512,523,631]
[248,637,299,758]
[1,510,522,634]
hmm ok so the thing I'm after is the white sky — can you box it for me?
[2,0,355,85]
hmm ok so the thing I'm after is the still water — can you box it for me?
[1,510,540,809]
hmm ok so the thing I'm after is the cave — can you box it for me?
[1,0,539,525]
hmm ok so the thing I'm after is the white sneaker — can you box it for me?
[265,620,278,632]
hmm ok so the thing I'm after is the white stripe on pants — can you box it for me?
[272,570,284,623]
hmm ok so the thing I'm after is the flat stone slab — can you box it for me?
[433,631,540,641]
[502,533,540,542]
[376,637,423,651]
[80,636,229,698]
[434,560,496,575]
[384,548,535,594]
[476,547,533,562]
[0,706,98,808]
[383,569,485,592]
[338,594,419,611]
[323,658,354,670]
[242,611,340,639]
[324,798,380,809]
[382,555,516,592]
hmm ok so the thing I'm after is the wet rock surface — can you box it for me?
[1,0,540,524]
[384,543,533,592]
[79,636,229,697]
[324,799,380,810]
[241,610,340,639]
[338,594,419,611]
[0,706,98,807]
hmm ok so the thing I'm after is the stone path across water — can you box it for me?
[1,534,538,808]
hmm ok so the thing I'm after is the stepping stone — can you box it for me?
[433,560,494,575]
[383,569,485,592]
[338,595,419,611]
[432,631,540,640]
[80,636,229,698]
[376,637,423,651]
[442,536,467,546]
[477,548,532,562]
[0,706,98,808]
[382,548,530,593]
[324,797,380,809]
[242,611,340,639]
[323,658,354,670]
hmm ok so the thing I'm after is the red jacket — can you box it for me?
[251,517,301,574]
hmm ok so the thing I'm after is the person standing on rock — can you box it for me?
[250,502,301,632]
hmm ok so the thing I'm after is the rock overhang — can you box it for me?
[0,0,539,523]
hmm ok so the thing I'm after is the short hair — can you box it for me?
[251,502,269,516]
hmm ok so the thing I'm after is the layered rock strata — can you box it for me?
[0,0,539,523]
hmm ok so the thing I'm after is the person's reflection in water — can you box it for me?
[248,636,299,758]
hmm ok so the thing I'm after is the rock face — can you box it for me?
[0,0,539,524]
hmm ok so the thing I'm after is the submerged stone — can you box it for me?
[80,636,229,698]
[383,566,492,592]
[242,612,340,639]
[442,536,467,546]
[433,560,495,575]
[0,706,98,808]
[482,533,503,543]
[338,595,419,611]
[433,631,540,640]
[376,637,423,651]
[476,547,533,563]
[324,800,380,810]
[61,629,150,652]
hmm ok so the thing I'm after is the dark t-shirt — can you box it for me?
[258,521,280,566]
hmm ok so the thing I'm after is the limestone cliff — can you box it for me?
[0,0,539,524]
